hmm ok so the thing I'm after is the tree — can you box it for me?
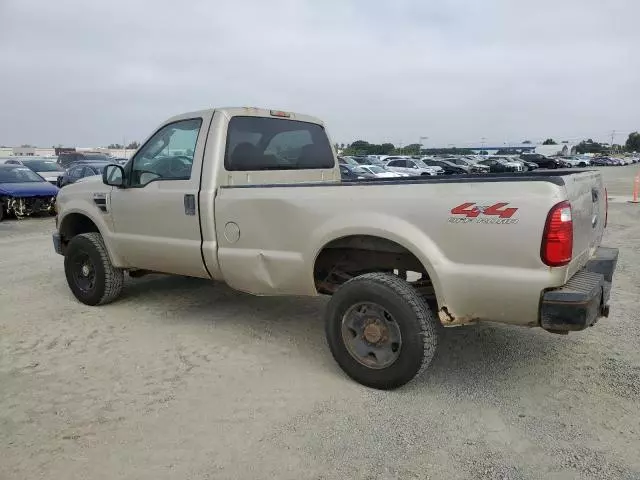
[542,138,557,145]
[403,143,422,155]
[380,143,395,155]
[522,140,532,144]
[625,132,640,152]
[108,143,124,149]
[20,144,34,148]
[126,141,140,150]
[575,139,607,155]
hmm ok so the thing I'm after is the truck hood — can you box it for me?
[57,174,110,198]
[0,182,59,197]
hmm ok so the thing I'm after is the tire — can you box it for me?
[325,272,439,390]
[0,202,4,222]
[64,232,124,306]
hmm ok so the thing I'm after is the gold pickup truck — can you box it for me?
[52,107,618,389]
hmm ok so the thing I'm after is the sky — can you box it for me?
[0,0,638,148]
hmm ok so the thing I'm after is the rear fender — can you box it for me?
[309,212,446,307]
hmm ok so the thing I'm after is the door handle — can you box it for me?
[184,194,196,216]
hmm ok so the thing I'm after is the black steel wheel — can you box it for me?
[325,272,439,390]
[64,232,124,305]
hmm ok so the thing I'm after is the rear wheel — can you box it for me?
[325,272,439,390]
[64,232,124,305]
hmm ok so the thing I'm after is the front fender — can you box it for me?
[307,211,447,307]
[57,201,127,268]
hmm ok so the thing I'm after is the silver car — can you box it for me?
[384,158,443,176]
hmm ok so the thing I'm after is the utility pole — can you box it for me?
[609,130,616,153]
[419,136,428,155]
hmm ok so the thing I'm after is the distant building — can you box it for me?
[12,146,36,156]
[535,143,577,157]
[468,144,536,155]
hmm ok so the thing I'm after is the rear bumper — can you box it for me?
[540,247,618,332]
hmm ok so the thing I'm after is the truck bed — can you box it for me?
[221,169,592,189]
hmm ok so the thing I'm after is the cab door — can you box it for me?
[108,115,211,278]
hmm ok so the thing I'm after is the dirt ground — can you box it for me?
[1,166,639,480]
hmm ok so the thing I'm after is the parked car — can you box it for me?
[339,164,370,181]
[520,153,562,169]
[354,165,404,178]
[449,157,490,174]
[338,156,360,167]
[57,152,110,169]
[53,106,617,390]
[516,158,539,171]
[384,158,443,176]
[0,164,59,221]
[58,161,111,187]
[560,156,591,168]
[3,158,65,185]
[109,157,130,166]
[593,157,623,166]
[591,157,612,166]
[421,158,468,174]
[477,157,524,173]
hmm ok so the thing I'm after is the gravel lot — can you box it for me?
[1,166,639,480]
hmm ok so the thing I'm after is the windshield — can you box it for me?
[0,166,45,183]
[368,166,385,173]
[367,158,385,166]
[415,160,432,169]
[21,160,64,172]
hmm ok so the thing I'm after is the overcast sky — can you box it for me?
[0,0,638,148]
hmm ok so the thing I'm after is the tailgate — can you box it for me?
[563,170,607,276]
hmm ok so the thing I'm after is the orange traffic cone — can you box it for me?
[630,172,640,204]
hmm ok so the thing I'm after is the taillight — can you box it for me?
[604,188,608,228]
[541,201,573,266]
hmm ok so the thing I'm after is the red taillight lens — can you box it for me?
[541,201,573,266]
[604,188,608,228]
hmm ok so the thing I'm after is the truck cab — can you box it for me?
[56,107,339,280]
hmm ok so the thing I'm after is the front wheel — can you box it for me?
[325,272,439,390]
[64,232,124,306]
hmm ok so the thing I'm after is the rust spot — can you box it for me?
[438,306,478,326]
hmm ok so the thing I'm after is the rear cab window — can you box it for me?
[224,116,334,171]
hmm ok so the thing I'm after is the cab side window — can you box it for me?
[130,118,202,187]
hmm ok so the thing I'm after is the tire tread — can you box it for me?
[326,272,439,389]
[72,232,123,305]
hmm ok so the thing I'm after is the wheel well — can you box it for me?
[313,235,435,307]
[59,213,100,252]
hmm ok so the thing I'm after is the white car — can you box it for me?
[561,156,591,168]
[355,165,405,178]
[384,158,443,176]
[2,158,65,185]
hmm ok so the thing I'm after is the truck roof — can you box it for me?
[165,107,325,127]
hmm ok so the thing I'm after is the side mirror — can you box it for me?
[103,164,125,187]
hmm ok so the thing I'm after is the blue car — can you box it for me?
[0,164,59,221]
